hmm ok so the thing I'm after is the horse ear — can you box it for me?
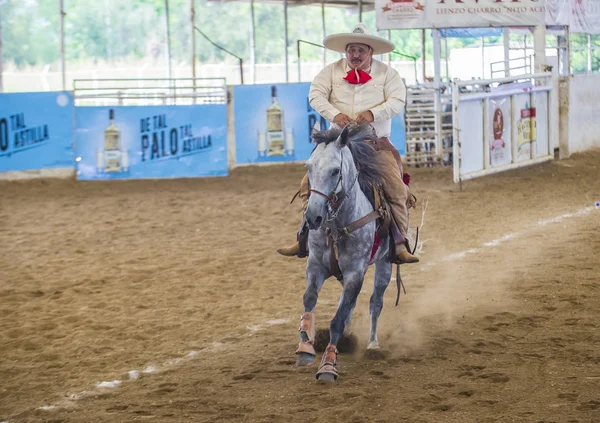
[338,125,350,147]
[311,120,321,135]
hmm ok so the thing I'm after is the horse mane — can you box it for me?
[312,124,386,197]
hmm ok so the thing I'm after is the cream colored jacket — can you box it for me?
[308,58,406,138]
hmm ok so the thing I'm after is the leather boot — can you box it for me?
[277,221,309,258]
[395,243,419,264]
[277,174,311,258]
[390,219,419,264]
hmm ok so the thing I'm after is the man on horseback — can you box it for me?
[277,23,419,265]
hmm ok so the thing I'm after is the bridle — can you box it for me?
[308,152,359,221]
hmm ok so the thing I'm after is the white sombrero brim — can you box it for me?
[323,33,395,55]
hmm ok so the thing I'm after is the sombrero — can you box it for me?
[323,23,395,55]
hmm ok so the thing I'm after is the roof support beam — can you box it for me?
[284,0,289,82]
[250,0,257,83]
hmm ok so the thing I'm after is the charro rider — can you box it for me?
[277,23,419,265]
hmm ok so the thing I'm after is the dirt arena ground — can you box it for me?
[1,149,599,423]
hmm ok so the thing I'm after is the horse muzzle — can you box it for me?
[305,199,327,230]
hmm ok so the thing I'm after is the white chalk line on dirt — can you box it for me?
[416,205,598,272]
[24,319,289,417]
[18,205,599,419]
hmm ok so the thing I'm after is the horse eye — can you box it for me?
[331,168,340,177]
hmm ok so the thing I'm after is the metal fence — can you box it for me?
[73,78,227,106]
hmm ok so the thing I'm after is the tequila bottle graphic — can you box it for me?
[96,109,129,173]
[266,86,285,156]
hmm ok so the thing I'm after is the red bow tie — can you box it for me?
[343,69,372,85]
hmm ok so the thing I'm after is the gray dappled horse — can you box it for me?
[296,124,401,382]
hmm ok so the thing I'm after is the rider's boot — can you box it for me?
[277,220,309,258]
[390,213,419,265]
[277,174,310,258]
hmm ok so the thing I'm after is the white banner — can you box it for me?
[545,0,572,26]
[570,0,600,33]
[545,0,600,33]
[376,0,546,30]
[376,0,600,32]
[376,1,427,29]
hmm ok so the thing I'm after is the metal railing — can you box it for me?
[194,26,244,85]
[297,40,330,82]
[73,78,227,106]
[296,41,420,84]
[451,72,557,188]
[404,85,453,167]
[490,55,533,79]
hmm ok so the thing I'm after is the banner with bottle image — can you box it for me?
[488,97,512,167]
[233,83,405,165]
[0,92,74,173]
[75,105,228,180]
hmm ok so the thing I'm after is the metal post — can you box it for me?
[432,29,442,160]
[250,0,256,83]
[451,78,462,189]
[104,0,112,61]
[503,28,510,77]
[533,24,546,79]
[432,30,441,89]
[358,0,363,22]
[588,33,592,73]
[165,0,172,81]
[523,34,527,67]
[481,36,485,79]
[444,35,449,82]
[284,0,289,82]
[387,30,392,66]
[421,29,426,83]
[60,0,66,91]
[321,2,326,68]
[191,0,196,101]
[0,11,3,93]
[297,40,301,82]
[565,26,571,76]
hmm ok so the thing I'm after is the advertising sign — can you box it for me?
[376,0,546,29]
[234,82,406,165]
[516,99,537,162]
[76,105,228,180]
[0,92,74,173]
[489,97,512,167]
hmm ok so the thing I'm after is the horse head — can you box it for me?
[305,126,355,230]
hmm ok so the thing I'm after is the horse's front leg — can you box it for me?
[296,257,329,367]
[316,268,366,382]
[368,259,392,350]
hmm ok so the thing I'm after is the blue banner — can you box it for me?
[0,92,74,172]
[76,105,228,180]
[234,83,405,165]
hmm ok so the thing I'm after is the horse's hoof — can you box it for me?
[296,352,316,367]
[314,328,330,352]
[364,348,389,361]
[366,342,380,350]
[316,372,337,382]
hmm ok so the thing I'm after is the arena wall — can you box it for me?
[568,73,600,154]
[2,76,599,180]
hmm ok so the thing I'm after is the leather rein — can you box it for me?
[309,155,383,246]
